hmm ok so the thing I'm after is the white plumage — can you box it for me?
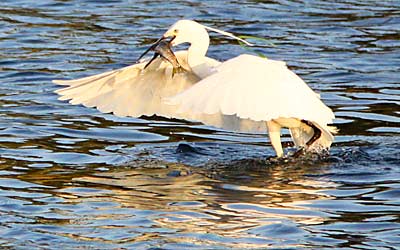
[169,54,333,125]
[54,19,336,157]
[55,53,198,118]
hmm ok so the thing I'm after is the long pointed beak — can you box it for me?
[136,36,165,63]
[143,52,160,69]
[135,36,176,63]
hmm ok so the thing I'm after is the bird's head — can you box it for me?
[162,19,209,46]
[136,20,208,62]
[136,19,251,64]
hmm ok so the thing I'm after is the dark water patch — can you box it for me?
[0,0,399,249]
[0,71,53,80]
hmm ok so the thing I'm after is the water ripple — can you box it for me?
[0,0,399,249]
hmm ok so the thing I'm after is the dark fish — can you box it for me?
[139,39,186,77]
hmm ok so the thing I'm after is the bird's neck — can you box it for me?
[187,35,212,78]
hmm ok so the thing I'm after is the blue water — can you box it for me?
[0,0,399,249]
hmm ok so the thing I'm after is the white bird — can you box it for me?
[54,19,336,158]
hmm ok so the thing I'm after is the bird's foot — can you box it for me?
[292,147,306,158]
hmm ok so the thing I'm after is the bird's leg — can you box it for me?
[302,120,322,147]
[266,120,283,158]
[293,120,322,157]
[292,147,305,158]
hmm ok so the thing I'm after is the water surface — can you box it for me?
[0,0,399,249]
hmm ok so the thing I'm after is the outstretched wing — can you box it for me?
[168,54,335,127]
[54,51,199,118]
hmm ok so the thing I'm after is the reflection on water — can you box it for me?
[0,0,399,249]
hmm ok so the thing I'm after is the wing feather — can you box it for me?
[168,54,335,127]
[54,51,200,118]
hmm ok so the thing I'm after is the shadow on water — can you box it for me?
[0,0,399,249]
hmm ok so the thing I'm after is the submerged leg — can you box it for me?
[266,120,283,157]
[293,120,322,157]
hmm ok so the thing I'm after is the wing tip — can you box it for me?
[53,79,71,85]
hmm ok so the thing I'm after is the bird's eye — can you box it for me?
[173,29,179,34]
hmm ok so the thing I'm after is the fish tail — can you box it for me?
[172,66,186,78]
